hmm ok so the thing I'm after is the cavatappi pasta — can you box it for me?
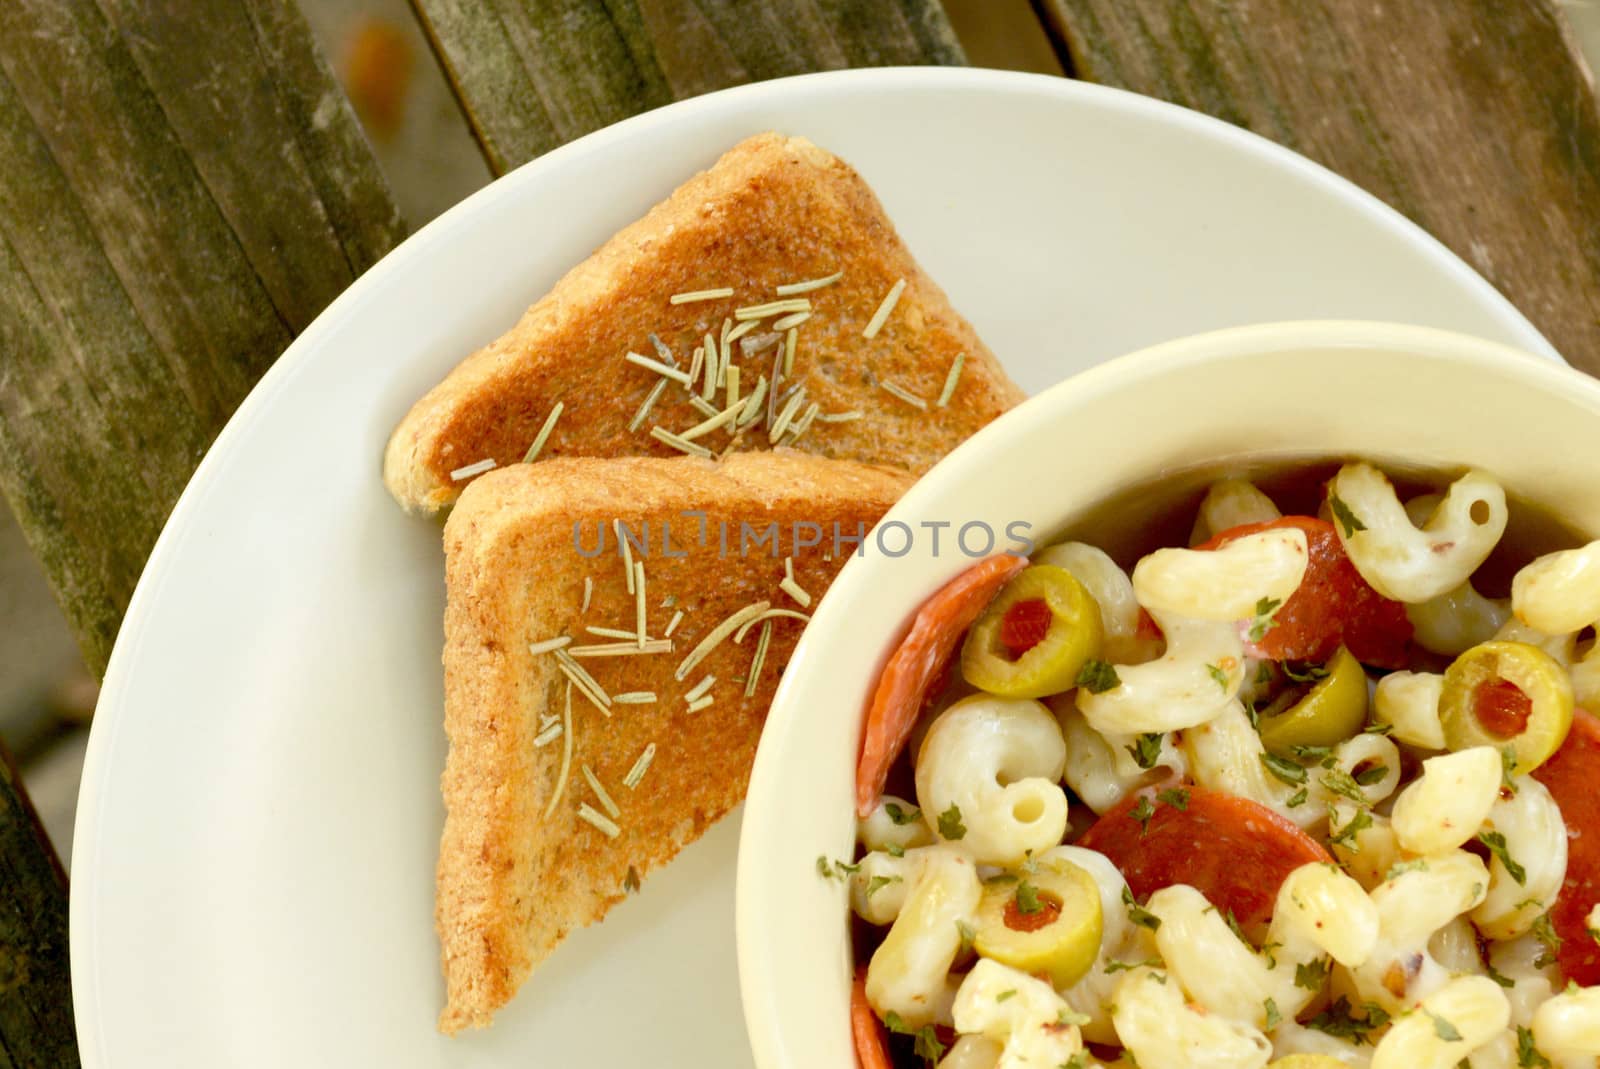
[844,462,1600,1069]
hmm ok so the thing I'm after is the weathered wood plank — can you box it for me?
[0,2,405,1060]
[0,0,405,674]
[411,0,967,175]
[0,63,201,676]
[0,740,70,1068]
[1036,0,1600,375]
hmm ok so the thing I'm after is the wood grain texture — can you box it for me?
[0,740,72,1068]
[0,4,404,1056]
[0,0,405,675]
[1036,0,1600,374]
[411,0,967,175]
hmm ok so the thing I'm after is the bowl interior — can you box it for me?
[735,319,1600,1069]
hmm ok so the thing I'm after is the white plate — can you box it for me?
[72,67,1555,1067]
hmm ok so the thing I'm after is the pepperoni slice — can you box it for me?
[851,967,892,1069]
[1532,708,1600,985]
[855,554,1027,818]
[1199,517,1412,668]
[1076,784,1333,929]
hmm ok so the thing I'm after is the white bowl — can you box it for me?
[735,319,1600,1068]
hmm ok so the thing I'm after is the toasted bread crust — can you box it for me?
[436,452,911,1032]
[386,132,1022,514]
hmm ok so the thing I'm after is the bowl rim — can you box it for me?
[735,318,1600,1069]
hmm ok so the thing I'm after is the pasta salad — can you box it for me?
[843,461,1600,1069]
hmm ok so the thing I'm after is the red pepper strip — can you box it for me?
[1198,517,1412,669]
[1474,677,1533,738]
[1077,784,1333,930]
[851,968,892,1069]
[1135,607,1163,643]
[999,598,1052,658]
[855,554,1027,818]
[1532,708,1600,985]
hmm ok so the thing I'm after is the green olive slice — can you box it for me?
[960,565,1104,699]
[1440,640,1574,775]
[1257,647,1369,753]
[973,856,1103,988]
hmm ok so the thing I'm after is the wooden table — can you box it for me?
[1,0,1596,1060]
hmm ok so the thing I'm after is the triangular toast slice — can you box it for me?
[436,451,912,1032]
[385,132,1022,515]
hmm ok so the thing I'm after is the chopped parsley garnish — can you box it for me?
[884,801,921,826]
[1329,495,1368,537]
[1363,720,1394,735]
[866,875,902,898]
[1206,662,1230,691]
[885,842,905,857]
[1286,787,1309,808]
[1283,660,1330,684]
[882,1011,945,1065]
[1320,768,1369,803]
[1256,661,1275,687]
[1130,796,1156,833]
[1305,996,1389,1045]
[1249,597,1283,643]
[1263,997,1281,1030]
[1122,886,1161,931]
[1104,958,1163,974]
[1077,659,1122,694]
[1502,746,1520,795]
[1486,960,1516,988]
[1014,880,1044,915]
[1477,830,1528,885]
[1329,808,1374,851]
[955,920,976,955]
[996,989,1016,1003]
[1260,751,1308,786]
[1294,958,1329,991]
[937,803,967,841]
[1517,1024,1552,1067]
[815,856,858,881]
[1157,787,1190,811]
[1386,858,1429,880]
[1426,1010,1462,1042]
[1532,912,1563,968]
[1061,1052,1089,1069]
[1290,743,1337,767]
[1126,732,1164,770]
[623,865,641,894]
[1353,762,1389,786]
